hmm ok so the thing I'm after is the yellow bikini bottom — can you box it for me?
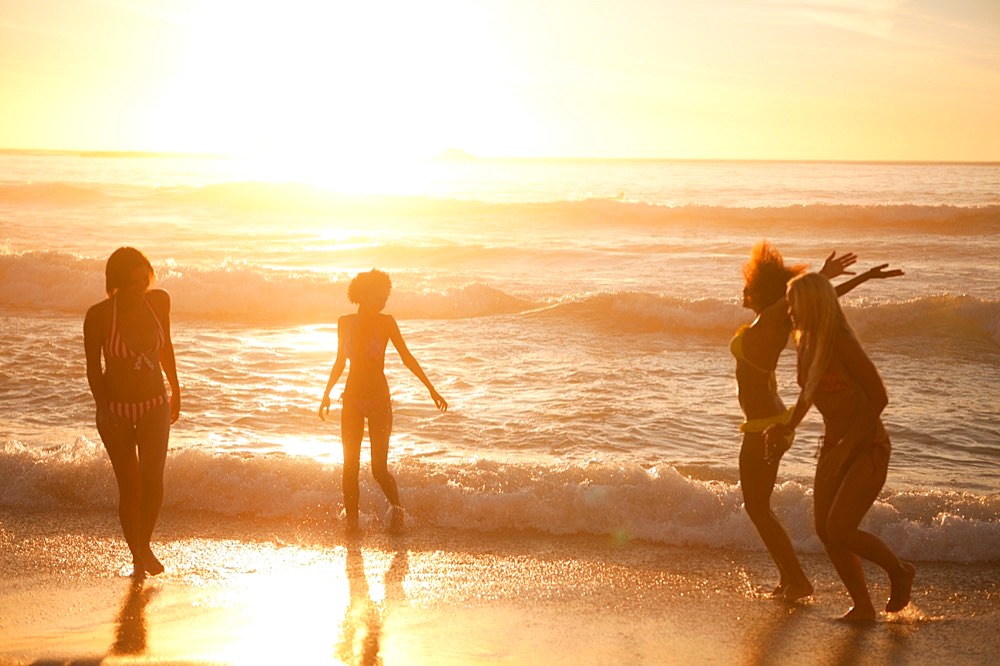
[740,407,795,440]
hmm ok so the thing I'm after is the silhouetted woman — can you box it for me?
[765,272,913,621]
[319,269,447,530]
[84,247,180,576]
[734,242,899,600]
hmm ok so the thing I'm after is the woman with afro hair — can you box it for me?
[319,269,447,531]
[732,242,899,600]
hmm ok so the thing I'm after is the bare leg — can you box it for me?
[135,402,170,575]
[98,413,144,574]
[368,406,401,509]
[341,406,365,529]
[739,433,811,599]
[825,445,913,615]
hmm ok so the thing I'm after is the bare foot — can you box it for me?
[840,605,877,622]
[130,561,147,579]
[385,505,406,534]
[771,582,785,598]
[142,549,165,576]
[886,562,915,612]
[343,514,360,538]
[782,579,814,602]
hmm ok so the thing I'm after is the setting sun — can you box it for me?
[1,3,1000,664]
[138,1,536,162]
[1,0,997,161]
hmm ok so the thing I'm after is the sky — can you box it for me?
[1,0,998,161]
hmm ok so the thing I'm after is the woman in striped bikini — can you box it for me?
[84,247,181,576]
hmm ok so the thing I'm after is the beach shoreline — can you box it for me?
[2,507,998,665]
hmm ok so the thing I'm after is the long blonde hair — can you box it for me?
[787,272,847,405]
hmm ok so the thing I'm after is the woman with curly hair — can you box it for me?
[765,273,914,620]
[733,242,899,600]
[319,269,447,531]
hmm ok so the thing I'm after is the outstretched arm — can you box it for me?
[819,251,858,281]
[758,250,859,320]
[319,318,348,420]
[834,263,904,297]
[387,317,448,411]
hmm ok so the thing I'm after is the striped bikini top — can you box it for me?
[105,296,165,371]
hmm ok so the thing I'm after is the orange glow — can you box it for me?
[0,1,998,161]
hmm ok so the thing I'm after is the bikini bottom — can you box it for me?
[817,434,891,485]
[108,393,168,426]
[740,407,795,445]
[342,394,391,418]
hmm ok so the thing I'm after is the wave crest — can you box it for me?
[2,439,996,562]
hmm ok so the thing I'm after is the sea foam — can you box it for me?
[2,437,996,563]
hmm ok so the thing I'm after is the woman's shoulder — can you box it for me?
[745,308,788,343]
[145,289,172,318]
[85,298,112,321]
[83,298,111,338]
[146,288,170,303]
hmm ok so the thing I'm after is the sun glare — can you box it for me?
[144,1,530,165]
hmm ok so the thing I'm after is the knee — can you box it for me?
[342,462,360,480]
[819,520,850,550]
[743,496,771,523]
[371,463,392,485]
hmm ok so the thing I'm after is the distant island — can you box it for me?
[433,148,477,161]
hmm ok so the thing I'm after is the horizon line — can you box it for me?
[1,146,998,166]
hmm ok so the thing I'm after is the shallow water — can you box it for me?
[1,152,998,562]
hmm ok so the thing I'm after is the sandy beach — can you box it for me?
[2,507,997,665]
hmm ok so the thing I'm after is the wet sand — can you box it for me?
[1,508,998,665]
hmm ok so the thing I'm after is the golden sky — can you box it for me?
[1,0,998,161]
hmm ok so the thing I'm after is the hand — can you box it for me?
[169,391,181,424]
[318,394,331,421]
[819,251,858,280]
[95,405,115,429]
[430,389,448,412]
[861,263,904,280]
[763,423,792,464]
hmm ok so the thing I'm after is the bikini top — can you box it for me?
[344,317,386,366]
[105,296,165,371]
[731,324,777,393]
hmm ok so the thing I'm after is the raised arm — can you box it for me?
[819,251,858,281]
[319,317,349,420]
[757,250,859,321]
[834,263,904,297]
[387,316,448,412]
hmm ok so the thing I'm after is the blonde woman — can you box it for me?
[765,272,914,621]
[734,242,899,600]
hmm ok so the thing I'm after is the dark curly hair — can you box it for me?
[105,247,154,297]
[347,269,392,306]
[742,241,806,308]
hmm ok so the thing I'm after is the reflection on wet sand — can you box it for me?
[110,578,156,656]
[739,602,807,666]
[337,543,409,666]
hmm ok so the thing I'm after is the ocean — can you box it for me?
[2,151,998,564]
